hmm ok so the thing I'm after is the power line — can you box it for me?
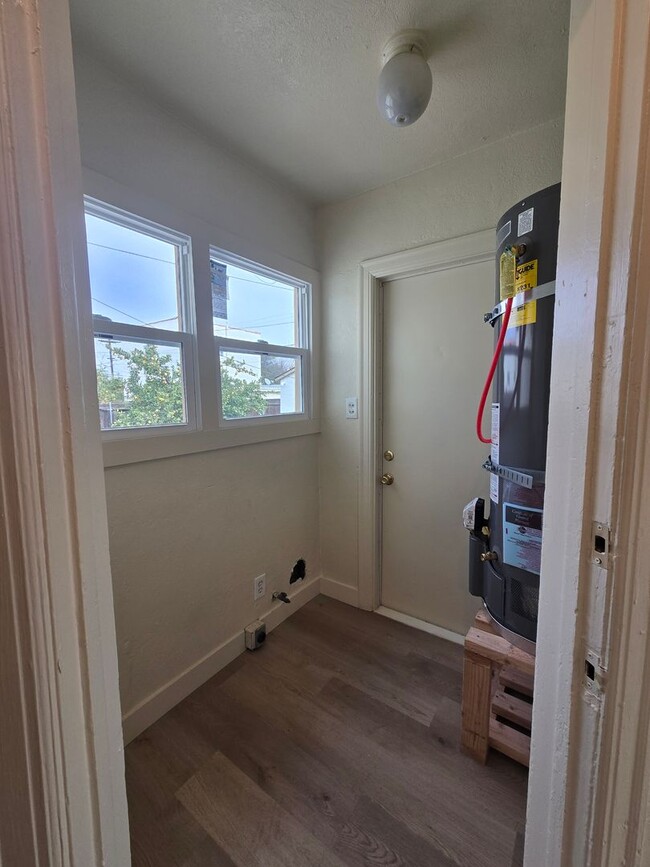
[88,241,176,265]
[212,269,295,290]
[234,320,294,330]
[92,297,149,326]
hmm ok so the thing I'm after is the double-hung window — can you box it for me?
[85,199,197,436]
[82,187,317,462]
[210,250,311,425]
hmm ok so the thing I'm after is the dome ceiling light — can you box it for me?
[376,30,432,128]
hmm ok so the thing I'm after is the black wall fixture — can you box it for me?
[289,558,306,584]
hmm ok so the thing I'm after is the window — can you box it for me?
[210,251,311,424]
[85,199,196,434]
[83,186,318,464]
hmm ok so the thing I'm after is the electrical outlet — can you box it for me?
[345,397,358,419]
[253,574,266,601]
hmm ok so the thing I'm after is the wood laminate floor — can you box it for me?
[126,596,528,867]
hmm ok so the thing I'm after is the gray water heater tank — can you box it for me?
[467,183,561,646]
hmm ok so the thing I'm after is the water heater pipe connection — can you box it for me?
[476,296,513,444]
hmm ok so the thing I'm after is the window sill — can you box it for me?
[101,417,320,468]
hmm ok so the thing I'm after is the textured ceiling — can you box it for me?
[69,0,570,205]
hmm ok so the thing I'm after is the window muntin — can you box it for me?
[211,249,311,426]
[85,199,196,435]
[218,348,303,420]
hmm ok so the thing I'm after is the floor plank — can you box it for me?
[126,595,527,867]
[177,751,349,867]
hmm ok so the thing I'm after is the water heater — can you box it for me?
[464,183,561,650]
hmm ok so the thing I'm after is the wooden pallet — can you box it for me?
[461,610,535,767]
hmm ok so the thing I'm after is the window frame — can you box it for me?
[85,196,199,439]
[210,246,313,428]
[82,170,320,468]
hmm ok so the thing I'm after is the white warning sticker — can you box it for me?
[502,503,543,575]
[518,207,534,237]
[491,403,500,466]
[490,473,499,505]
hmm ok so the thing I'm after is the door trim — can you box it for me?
[526,1,650,864]
[358,230,495,611]
[0,0,130,863]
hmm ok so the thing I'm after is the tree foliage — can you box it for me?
[110,344,184,427]
[96,363,126,405]
[96,344,267,427]
[220,355,267,419]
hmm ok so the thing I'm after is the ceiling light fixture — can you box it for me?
[377,30,432,128]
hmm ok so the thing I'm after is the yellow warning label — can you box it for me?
[515,259,538,294]
[499,248,516,300]
[510,300,537,327]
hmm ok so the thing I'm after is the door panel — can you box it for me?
[381,261,494,634]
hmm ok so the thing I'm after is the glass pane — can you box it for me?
[211,259,300,347]
[94,336,186,430]
[219,350,302,420]
[86,212,183,331]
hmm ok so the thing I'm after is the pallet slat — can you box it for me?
[474,610,494,633]
[464,627,536,678]
[492,688,533,730]
[461,652,492,764]
[489,718,531,767]
[499,665,534,698]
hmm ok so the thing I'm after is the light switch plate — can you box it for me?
[345,397,358,419]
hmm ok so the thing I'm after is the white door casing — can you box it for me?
[0,0,130,863]
[359,230,496,614]
[380,262,494,636]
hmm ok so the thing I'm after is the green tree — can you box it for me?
[220,355,267,419]
[110,343,184,427]
[96,364,125,405]
[98,344,267,427]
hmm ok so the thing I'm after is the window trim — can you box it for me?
[84,197,199,439]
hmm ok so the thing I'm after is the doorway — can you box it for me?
[380,258,494,636]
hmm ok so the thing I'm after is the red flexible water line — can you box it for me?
[476,296,513,444]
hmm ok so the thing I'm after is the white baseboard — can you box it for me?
[122,575,321,744]
[320,576,359,607]
[374,605,464,646]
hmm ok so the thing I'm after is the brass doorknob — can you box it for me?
[380,473,394,486]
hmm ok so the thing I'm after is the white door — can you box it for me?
[380,260,494,635]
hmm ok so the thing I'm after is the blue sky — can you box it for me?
[86,213,296,347]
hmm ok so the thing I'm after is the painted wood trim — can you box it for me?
[374,606,464,646]
[0,0,130,863]
[358,230,495,612]
[320,577,361,607]
[586,1,650,861]
[122,576,322,743]
[526,1,650,865]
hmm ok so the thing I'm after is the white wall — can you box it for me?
[73,52,321,729]
[74,52,315,267]
[316,118,565,609]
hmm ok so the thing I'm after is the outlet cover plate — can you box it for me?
[253,574,266,601]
